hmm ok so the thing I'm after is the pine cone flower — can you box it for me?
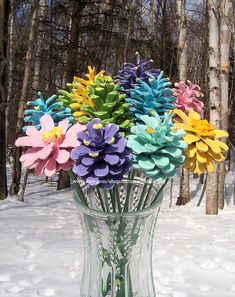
[71,119,132,189]
[23,92,74,132]
[127,112,187,180]
[16,114,85,176]
[78,76,134,136]
[58,66,105,120]
[114,52,160,95]
[126,72,176,121]
[173,80,204,115]
[174,109,229,174]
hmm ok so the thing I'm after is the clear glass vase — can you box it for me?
[73,177,163,297]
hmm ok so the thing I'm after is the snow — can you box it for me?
[0,170,235,297]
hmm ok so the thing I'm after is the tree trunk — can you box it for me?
[176,168,190,205]
[169,178,173,207]
[57,170,71,190]
[20,169,29,202]
[0,0,9,200]
[62,14,72,88]
[66,0,83,82]
[6,0,13,149]
[123,0,136,62]
[9,3,38,195]
[176,0,190,206]
[57,0,84,190]
[149,0,156,37]
[197,174,208,206]
[206,0,220,215]
[20,1,47,201]
[32,0,47,93]
[218,0,233,210]
[177,0,187,80]
[16,0,46,201]
[161,0,167,71]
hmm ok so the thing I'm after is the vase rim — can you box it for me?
[73,177,163,218]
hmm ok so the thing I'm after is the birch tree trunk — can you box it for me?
[206,0,220,215]
[9,3,38,195]
[218,0,233,210]
[0,0,9,200]
[177,0,187,80]
[176,0,190,206]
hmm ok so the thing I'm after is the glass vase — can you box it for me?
[73,177,163,297]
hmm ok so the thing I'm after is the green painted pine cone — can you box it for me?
[77,76,134,135]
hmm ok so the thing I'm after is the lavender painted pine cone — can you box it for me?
[71,119,132,189]
[114,52,160,96]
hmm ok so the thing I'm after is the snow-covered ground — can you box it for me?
[0,169,235,297]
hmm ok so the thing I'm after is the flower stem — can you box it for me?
[150,178,169,206]
[96,187,106,212]
[68,170,88,206]
[114,183,121,212]
[136,179,149,211]
[103,190,110,212]
[109,189,116,212]
[112,186,119,213]
[123,169,135,212]
[142,182,154,209]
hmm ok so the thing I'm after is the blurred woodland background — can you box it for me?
[0,0,234,214]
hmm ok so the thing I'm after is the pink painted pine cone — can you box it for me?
[16,114,85,177]
[173,80,204,115]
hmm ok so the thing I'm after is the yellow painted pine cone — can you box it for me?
[173,109,229,174]
[67,66,105,118]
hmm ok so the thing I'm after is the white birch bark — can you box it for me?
[218,0,233,210]
[177,0,187,80]
[206,0,220,215]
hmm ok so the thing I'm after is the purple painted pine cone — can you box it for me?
[114,52,160,96]
[71,119,132,189]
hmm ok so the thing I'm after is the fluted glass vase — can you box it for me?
[73,177,163,297]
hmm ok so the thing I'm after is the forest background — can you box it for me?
[0,0,234,215]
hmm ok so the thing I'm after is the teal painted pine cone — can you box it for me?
[128,112,187,180]
[23,92,74,131]
[126,71,176,121]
